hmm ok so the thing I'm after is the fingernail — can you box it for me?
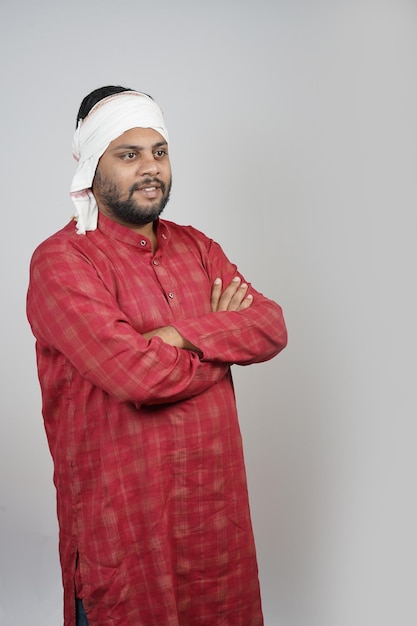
[214,277,222,285]
[240,283,248,289]
[246,294,253,300]
[232,276,241,282]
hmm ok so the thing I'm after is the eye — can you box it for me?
[120,152,137,161]
[154,149,167,159]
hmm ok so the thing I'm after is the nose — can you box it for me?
[138,152,159,176]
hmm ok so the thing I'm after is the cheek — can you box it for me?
[162,162,172,182]
[101,165,133,189]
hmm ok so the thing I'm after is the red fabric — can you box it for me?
[27,213,287,626]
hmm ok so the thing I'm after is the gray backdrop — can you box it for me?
[1,0,416,624]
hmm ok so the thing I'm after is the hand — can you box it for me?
[143,326,201,354]
[211,277,253,312]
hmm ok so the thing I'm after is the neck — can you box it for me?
[99,210,158,252]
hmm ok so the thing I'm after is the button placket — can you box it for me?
[151,257,178,307]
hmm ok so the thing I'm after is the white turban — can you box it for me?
[70,91,169,235]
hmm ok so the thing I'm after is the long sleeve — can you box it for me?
[27,241,228,406]
[172,238,287,365]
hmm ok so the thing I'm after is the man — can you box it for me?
[27,86,287,626]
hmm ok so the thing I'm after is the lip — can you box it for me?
[135,185,161,199]
[137,184,160,191]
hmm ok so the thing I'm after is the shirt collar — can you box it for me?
[97,212,170,251]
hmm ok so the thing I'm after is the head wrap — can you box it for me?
[70,91,169,234]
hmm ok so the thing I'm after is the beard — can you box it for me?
[93,171,172,226]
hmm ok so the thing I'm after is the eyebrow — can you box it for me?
[110,141,168,152]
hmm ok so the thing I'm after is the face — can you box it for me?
[92,127,172,228]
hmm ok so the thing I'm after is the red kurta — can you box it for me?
[26,213,287,626]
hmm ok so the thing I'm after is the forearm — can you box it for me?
[169,234,288,365]
[143,325,202,356]
[173,298,287,365]
[112,335,228,405]
[147,277,287,366]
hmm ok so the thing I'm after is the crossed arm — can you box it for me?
[28,233,286,405]
[142,276,253,351]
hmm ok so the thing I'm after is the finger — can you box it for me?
[237,293,253,311]
[217,277,242,311]
[226,281,249,311]
[210,277,222,312]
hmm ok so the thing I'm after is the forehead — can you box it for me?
[107,127,167,150]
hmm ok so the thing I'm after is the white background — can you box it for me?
[1,1,416,624]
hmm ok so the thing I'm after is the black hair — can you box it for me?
[76,85,142,127]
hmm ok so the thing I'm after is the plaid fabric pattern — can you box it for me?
[27,214,287,626]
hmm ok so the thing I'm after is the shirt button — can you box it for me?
[168,292,174,299]
[140,240,147,247]
[153,259,159,266]
[161,233,167,240]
